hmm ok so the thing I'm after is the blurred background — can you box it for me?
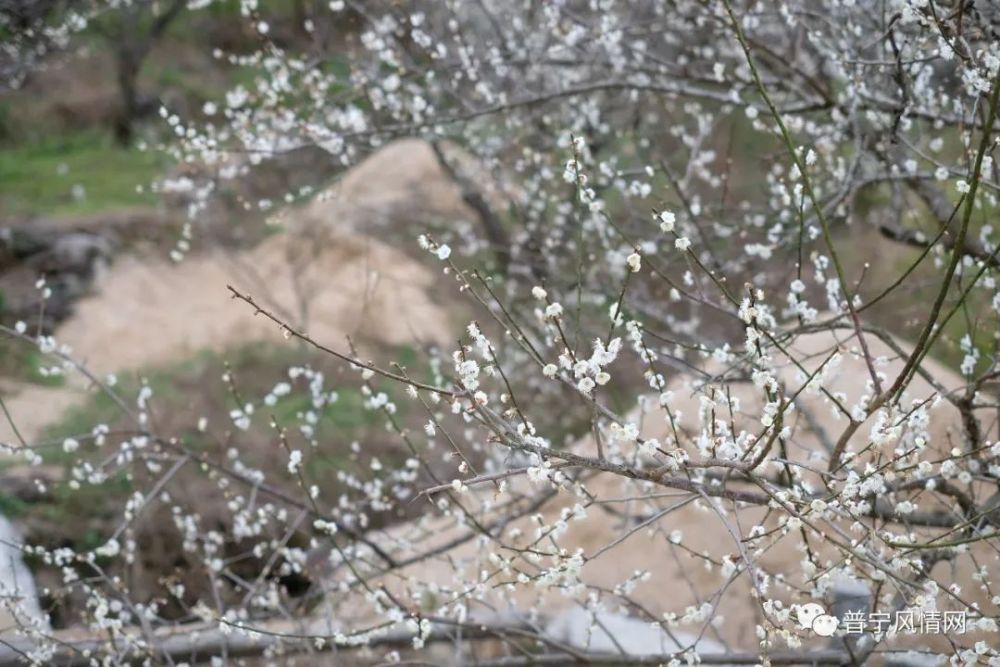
[0,1,483,632]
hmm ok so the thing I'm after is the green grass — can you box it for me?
[39,341,423,461]
[0,492,30,518]
[26,340,425,555]
[0,338,66,387]
[0,131,165,217]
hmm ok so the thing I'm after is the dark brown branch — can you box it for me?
[226,285,455,397]
[429,140,511,274]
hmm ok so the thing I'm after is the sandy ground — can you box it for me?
[289,137,506,235]
[317,327,997,656]
[0,138,495,447]
[0,233,453,446]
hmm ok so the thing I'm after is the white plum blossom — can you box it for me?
[658,210,676,232]
[287,450,303,474]
[10,2,1000,664]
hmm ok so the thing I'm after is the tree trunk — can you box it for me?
[113,49,142,145]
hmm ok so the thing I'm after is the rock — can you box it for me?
[0,514,47,635]
[0,209,171,327]
[35,232,111,276]
[0,231,110,326]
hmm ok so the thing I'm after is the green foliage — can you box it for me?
[28,340,424,554]
[0,131,165,217]
[0,338,66,387]
[0,492,29,518]
[39,341,424,463]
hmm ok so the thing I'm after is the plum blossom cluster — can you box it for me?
[2,0,1000,665]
